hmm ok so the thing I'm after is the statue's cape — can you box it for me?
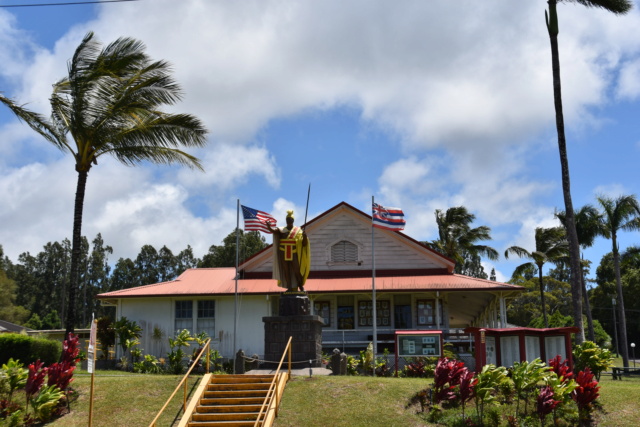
[272,226,311,288]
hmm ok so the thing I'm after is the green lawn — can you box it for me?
[46,371,640,426]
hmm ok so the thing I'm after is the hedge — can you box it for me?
[0,333,62,366]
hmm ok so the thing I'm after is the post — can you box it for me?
[206,341,210,373]
[183,379,187,412]
[88,316,97,427]
[234,200,240,373]
[371,196,377,376]
[632,343,636,368]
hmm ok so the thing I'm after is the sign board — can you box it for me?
[395,330,442,358]
[87,318,97,374]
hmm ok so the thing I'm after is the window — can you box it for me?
[394,295,412,329]
[358,300,390,327]
[175,300,193,334]
[314,301,331,326]
[416,299,436,326]
[337,296,354,330]
[331,240,358,263]
[197,300,215,338]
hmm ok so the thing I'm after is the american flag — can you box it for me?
[372,202,405,231]
[241,205,277,233]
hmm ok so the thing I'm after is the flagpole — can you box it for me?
[371,196,377,376]
[234,199,239,373]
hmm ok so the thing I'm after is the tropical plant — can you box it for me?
[557,204,606,341]
[596,194,640,367]
[536,386,561,427]
[511,358,552,416]
[428,206,498,277]
[0,359,27,404]
[25,360,47,411]
[433,357,467,404]
[0,31,208,337]
[572,341,613,381]
[167,329,193,375]
[473,364,508,422]
[505,227,569,327]
[545,0,632,346]
[113,317,142,356]
[571,368,600,425]
[30,384,64,422]
[544,371,578,424]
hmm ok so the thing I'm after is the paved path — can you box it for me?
[246,367,333,376]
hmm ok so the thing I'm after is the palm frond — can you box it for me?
[564,0,632,14]
[0,93,66,150]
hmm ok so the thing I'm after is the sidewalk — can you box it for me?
[246,367,333,376]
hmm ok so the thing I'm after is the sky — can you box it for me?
[1,0,640,284]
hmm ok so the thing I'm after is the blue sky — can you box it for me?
[1,0,640,284]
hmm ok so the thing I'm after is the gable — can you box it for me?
[240,202,454,276]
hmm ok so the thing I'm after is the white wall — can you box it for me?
[117,295,271,360]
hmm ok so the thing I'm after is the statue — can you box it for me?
[267,210,311,292]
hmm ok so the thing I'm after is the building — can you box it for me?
[97,202,525,367]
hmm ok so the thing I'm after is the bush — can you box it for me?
[0,334,61,366]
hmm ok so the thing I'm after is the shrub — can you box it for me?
[0,334,61,366]
[573,341,613,381]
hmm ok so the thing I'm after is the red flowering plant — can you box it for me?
[25,360,48,410]
[47,333,81,409]
[571,367,600,424]
[548,355,573,382]
[457,368,477,418]
[433,357,468,404]
[536,386,561,427]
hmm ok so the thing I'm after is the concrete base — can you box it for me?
[263,314,324,368]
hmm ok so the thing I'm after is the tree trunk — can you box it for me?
[65,169,88,339]
[612,233,630,367]
[547,0,584,343]
[538,266,549,328]
[581,257,596,342]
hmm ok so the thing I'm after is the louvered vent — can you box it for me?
[331,240,358,263]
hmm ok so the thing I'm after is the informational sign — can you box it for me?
[87,316,97,374]
[396,332,442,357]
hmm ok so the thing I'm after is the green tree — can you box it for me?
[175,245,200,275]
[544,0,632,344]
[505,227,569,328]
[596,195,640,367]
[109,257,137,291]
[200,229,267,268]
[557,204,606,342]
[1,32,207,336]
[427,206,498,277]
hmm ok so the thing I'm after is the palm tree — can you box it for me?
[1,32,208,337]
[505,227,569,328]
[428,206,499,276]
[556,205,605,341]
[545,0,632,344]
[597,194,640,368]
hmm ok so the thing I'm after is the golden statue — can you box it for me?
[267,210,311,292]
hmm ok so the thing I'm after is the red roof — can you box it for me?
[97,268,523,299]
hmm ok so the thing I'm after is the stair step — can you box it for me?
[201,397,265,405]
[188,422,258,427]
[197,404,263,413]
[208,383,270,391]
[192,412,260,422]
[204,390,268,398]
[211,375,273,384]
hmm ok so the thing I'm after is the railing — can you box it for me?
[253,336,292,427]
[149,338,211,427]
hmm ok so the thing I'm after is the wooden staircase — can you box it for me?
[178,373,289,427]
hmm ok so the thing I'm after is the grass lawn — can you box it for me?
[48,371,204,427]
[46,371,640,426]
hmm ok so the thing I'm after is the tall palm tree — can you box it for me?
[505,227,569,328]
[556,205,605,341]
[428,206,499,275]
[1,32,208,337]
[545,0,632,344]
[597,194,640,368]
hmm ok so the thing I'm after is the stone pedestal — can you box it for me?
[263,293,323,368]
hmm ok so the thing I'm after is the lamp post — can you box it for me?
[632,343,636,368]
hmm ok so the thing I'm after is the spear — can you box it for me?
[303,184,311,230]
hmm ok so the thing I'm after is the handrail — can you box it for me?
[149,338,211,427]
[253,336,292,427]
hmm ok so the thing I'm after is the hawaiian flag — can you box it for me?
[241,205,277,233]
[372,202,406,231]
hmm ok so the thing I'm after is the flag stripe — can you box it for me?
[241,205,276,233]
[372,202,405,231]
